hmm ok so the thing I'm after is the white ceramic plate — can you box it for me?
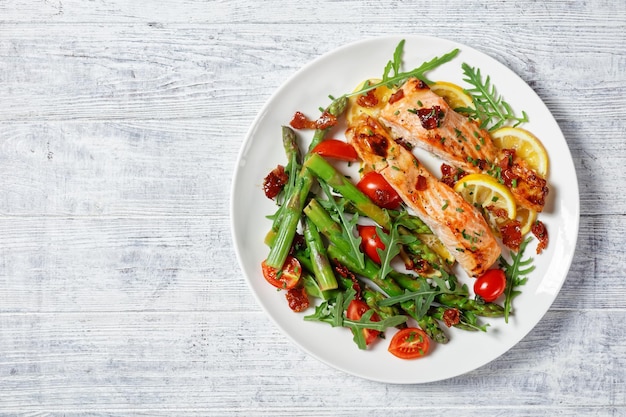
[231,35,579,384]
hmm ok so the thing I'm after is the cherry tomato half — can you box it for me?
[388,327,430,359]
[311,139,359,162]
[346,299,380,345]
[474,269,507,302]
[357,171,402,210]
[357,225,386,264]
[261,255,302,290]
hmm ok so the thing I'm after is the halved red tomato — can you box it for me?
[357,225,386,264]
[388,327,430,359]
[346,299,380,345]
[357,171,402,210]
[474,269,507,302]
[311,139,359,162]
[261,255,301,290]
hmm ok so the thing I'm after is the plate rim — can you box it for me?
[230,34,580,384]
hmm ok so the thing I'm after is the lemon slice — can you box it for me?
[347,78,393,124]
[431,81,473,113]
[490,127,549,177]
[516,206,537,236]
[454,173,517,233]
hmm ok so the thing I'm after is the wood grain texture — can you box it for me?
[0,0,624,415]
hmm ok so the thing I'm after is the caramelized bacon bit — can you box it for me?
[532,220,549,254]
[263,165,288,199]
[415,175,428,191]
[499,220,522,251]
[357,89,378,108]
[442,308,461,327]
[388,89,405,104]
[289,110,337,130]
[286,287,310,312]
[417,106,444,130]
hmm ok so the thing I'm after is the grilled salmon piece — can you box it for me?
[380,78,496,172]
[380,78,548,212]
[347,115,500,277]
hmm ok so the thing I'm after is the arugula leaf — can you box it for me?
[304,288,407,350]
[347,42,459,97]
[377,270,466,320]
[499,237,535,323]
[459,62,529,131]
[373,226,400,282]
[318,181,365,269]
[374,211,423,281]
[382,39,405,83]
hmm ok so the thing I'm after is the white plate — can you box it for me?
[230,35,579,383]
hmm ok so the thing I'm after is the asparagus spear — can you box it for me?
[266,126,303,244]
[303,217,338,291]
[265,97,347,269]
[428,306,487,332]
[326,245,448,344]
[436,293,505,318]
[304,156,448,271]
[304,153,392,230]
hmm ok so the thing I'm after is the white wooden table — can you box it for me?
[1,1,624,415]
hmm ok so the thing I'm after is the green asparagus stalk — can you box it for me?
[266,126,303,243]
[265,97,347,269]
[303,198,354,256]
[435,293,505,318]
[428,306,487,332]
[304,159,447,271]
[292,246,338,301]
[362,287,404,322]
[304,153,392,230]
[303,217,338,291]
[326,244,448,344]
[382,266,504,318]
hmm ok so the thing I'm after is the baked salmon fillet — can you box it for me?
[379,78,548,212]
[347,114,500,277]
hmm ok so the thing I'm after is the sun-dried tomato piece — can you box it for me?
[532,220,549,254]
[442,308,461,327]
[286,287,309,312]
[262,165,288,199]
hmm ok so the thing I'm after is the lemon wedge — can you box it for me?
[490,127,549,177]
[454,173,517,233]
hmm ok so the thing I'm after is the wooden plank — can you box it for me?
[0,310,623,412]
[0,0,624,414]
[0,24,623,124]
[0,0,623,24]
[0,216,257,313]
[0,121,237,217]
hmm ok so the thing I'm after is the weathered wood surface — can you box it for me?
[0,0,624,415]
